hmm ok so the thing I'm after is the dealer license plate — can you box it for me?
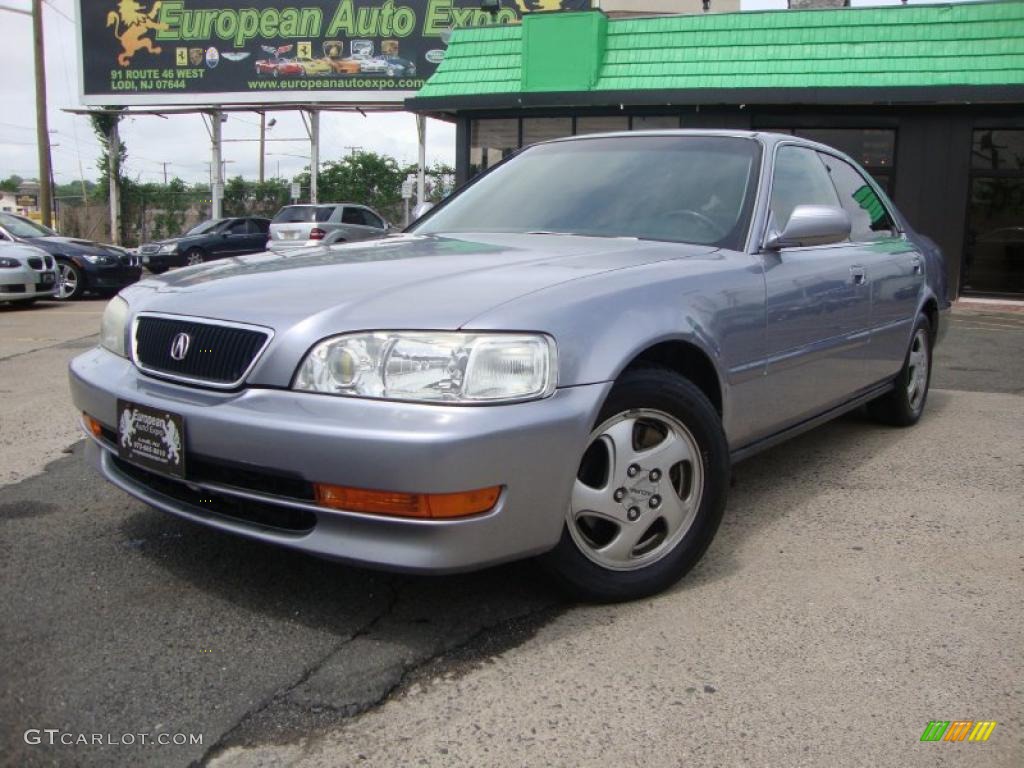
[116,399,186,479]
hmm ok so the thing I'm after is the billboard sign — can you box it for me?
[76,0,591,106]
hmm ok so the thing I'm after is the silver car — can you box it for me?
[69,131,948,601]
[0,241,58,304]
[267,203,390,251]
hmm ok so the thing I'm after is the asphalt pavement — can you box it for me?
[0,299,1021,767]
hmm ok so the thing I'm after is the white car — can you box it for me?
[0,241,58,304]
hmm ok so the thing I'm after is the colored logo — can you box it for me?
[106,0,169,67]
[189,47,203,66]
[425,49,446,64]
[175,47,187,66]
[920,721,997,743]
[297,41,312,59]
[205,47,220,69]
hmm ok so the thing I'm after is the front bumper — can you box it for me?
[70,347,609,572]
[0,266,57,299]
[139,251,182,270]
[83,262,143,290]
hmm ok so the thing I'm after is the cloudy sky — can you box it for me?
[0,0,966,190]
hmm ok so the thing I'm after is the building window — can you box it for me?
[469,119,519,177]
[522,117,573,146]
[575,116,629,135]
[963,129,1024,296]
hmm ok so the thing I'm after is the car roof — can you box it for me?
[542,129,864,156]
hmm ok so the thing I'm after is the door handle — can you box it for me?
[910,256,923,275]
[850,265,867,286]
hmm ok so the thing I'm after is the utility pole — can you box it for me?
[416,115,426,208]
[108,120,120,244]
[258,112,265,184]
[161,162,168,185]
[344,145,363,157]
[32,0,53,227]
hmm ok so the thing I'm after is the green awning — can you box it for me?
[409,1,1024,109]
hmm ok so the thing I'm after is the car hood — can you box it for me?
[30,236,122,256]
[122,232,720,387]
[123,233,716,332]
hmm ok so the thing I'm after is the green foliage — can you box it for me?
[0,175,23,193]
[221,177,291,217]
[89,108,127,201]
[293,151,407,221]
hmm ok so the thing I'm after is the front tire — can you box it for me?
[56,260,85,300]
[867,314,932,427]
[542,367,729,602]
[184,248,205,267]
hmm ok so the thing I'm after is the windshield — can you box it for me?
[412,136,761,249]
[0,212,56,238]
[185,219,227,236]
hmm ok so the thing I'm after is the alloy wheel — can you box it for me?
[185,251,204,266]
[57,263,78,299]
[568,408,705,572]
[906,328,929,411]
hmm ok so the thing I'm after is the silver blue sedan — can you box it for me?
[69,131,948,601]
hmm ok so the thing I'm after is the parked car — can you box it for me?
[70,131,948,601]
[267,204,389,251]
[0,241,58,304]
[0,212,140,300]
[138,217,270,273]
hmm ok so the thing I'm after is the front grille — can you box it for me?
[45,255,53,269]
[134,315,270,387]
[111,456,317,534]
[28,257,43,270]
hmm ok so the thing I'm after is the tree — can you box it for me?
[293,151,407,221]
[0,175,23,193]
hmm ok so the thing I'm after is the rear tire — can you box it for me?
[867,314,932,427]
[541,367,729,602]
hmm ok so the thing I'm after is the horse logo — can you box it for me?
[106,0,169,67]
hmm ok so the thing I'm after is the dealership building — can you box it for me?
[408,1,1024,298]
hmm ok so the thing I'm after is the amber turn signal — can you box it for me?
[314,483,501,519]
[83,413,104,439]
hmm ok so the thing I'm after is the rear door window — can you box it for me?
[225,219,249,235]
[818,153,897,241]
[769,145,842,231]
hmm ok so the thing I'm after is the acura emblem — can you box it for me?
[170,332,191,361]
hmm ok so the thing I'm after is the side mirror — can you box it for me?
[411,202,435,221]
[764,205,851,250]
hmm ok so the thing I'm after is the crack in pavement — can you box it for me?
[205,597,565,766]
[0,332,99,364]
[194,579,405,766]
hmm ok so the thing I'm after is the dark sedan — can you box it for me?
[0,212,141,300]
[138,217,271,274]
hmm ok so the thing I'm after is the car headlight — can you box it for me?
[99,296,129,358]
[158,243,177,254]
[294,332,557,404]
[0,257,19,268]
